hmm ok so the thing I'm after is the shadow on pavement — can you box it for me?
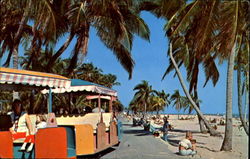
[122,127,152,136]
[170,129,200,134]
[122,123,131,126]
[77,147,116,159]
[167,139,180,147]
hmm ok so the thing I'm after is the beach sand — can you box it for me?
[156,114,249,159]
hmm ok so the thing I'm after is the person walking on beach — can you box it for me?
[162,116,169,141]
[179,131,197,156]
[8,99,34,152]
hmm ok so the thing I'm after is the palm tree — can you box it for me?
[154,90,170,105]
[46,0,150,78]
[1,0,150,79]
[20,49,70,77]
[218,1,249,150]
[76,63,103,82]
[150,96,166,115]
[168,43,221,137]
[0,0,66,69]
[128,99,141,114]
[137,0,186,20]
[162,0,221,133]
[112,100,124,112]
[132,80,154,117]
[99,74,121,88]
[164,0,249,150]
[236,30,249,135]
[76,63,120,88]
[170,90,187,119]
[151,90,170,114]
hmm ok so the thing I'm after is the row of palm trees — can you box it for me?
[129,80,194,117]
[0,0,249,152]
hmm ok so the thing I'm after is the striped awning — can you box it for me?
[86,95,111,100]
[41,79,117,96]
[0,67,71,89]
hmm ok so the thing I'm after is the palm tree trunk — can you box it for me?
[237,64,249,135]
[13,0,32,69]
[47,31,75,71]
[12,48,19,69]
[194,89,207,133]
[244,71,249,122]
[221,42,236,151]
[169,43,221,136]
[67,23,90,75]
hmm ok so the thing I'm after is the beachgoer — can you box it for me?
[179,131,197,156]
[162,116,169,141]
[8,99,34,152]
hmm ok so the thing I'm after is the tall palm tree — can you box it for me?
[132,80,154,117]
[217,1,249,150]
[168,43,221,137]
[46,0,150,78]
[236,31,249,135]
[163,0,221,133]
[164,0,249,150]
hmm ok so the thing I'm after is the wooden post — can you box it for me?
[109,96,113,113]
[98,94,101,113]
[48,88,52,113]
[68,93,71,114]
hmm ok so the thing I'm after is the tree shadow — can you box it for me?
[135,132,151,136]
[123,129,144,134]
[197,145,219,152]
[170,129,200,134]
[123,129,151,136]
[195,134,209,138]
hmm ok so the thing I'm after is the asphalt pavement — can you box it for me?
[101,118,201,159]
[80,117,202,159]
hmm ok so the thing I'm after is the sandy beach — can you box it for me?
[151,114,249,159]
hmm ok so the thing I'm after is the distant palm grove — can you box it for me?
[0,0,249,152]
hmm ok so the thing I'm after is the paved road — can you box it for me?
[81,118,201,159]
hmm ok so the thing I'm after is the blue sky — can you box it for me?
[1,12,241,115]
[83,12,239,115]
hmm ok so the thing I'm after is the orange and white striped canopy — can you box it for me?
[0,67,71,89]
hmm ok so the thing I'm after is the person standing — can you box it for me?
[8,99,34,152]
[162,116,169,141]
